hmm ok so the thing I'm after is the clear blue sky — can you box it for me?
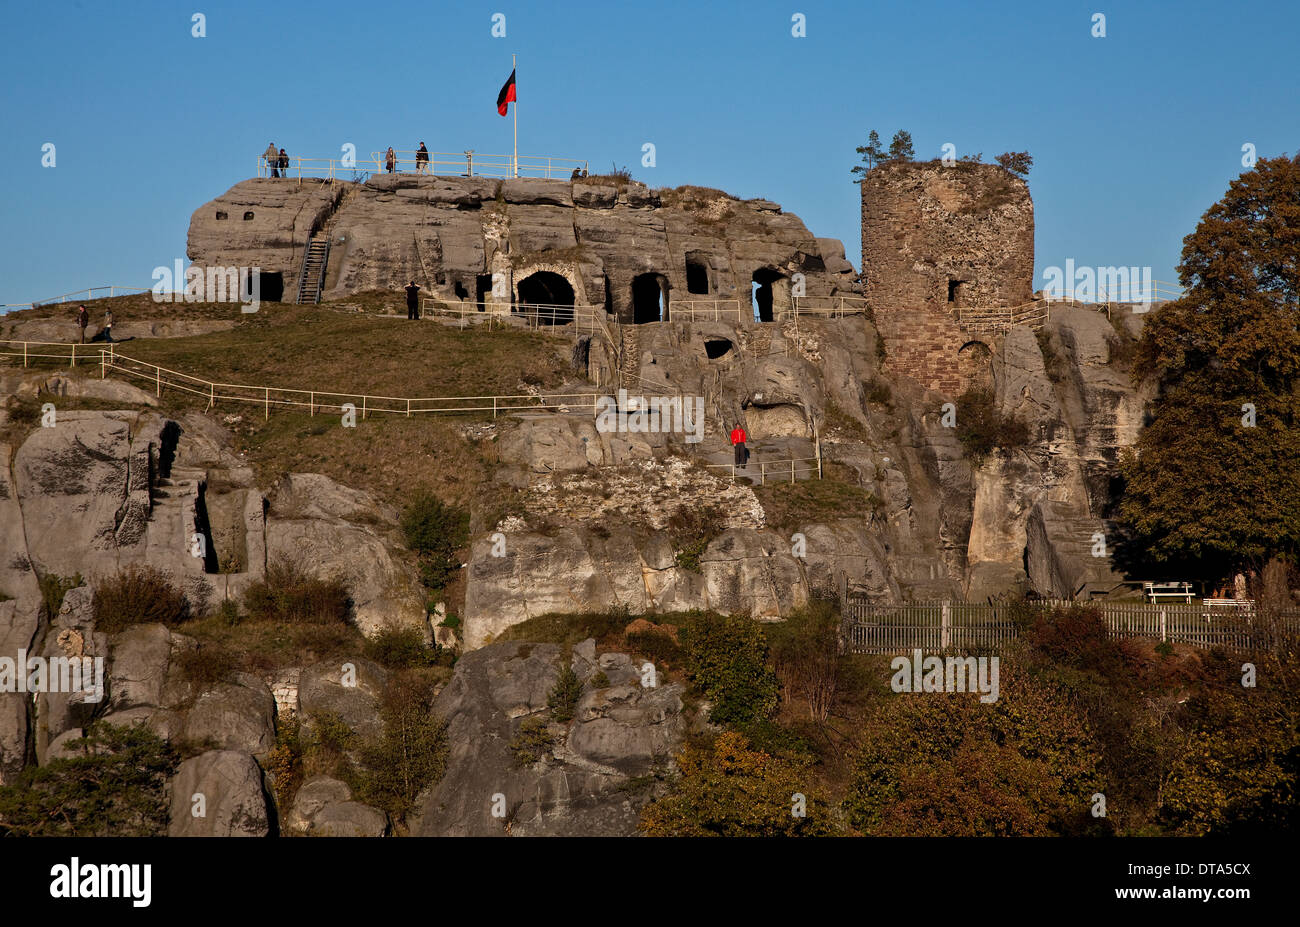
[2,0,1297,306]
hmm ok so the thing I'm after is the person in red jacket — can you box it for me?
[730,423,748,468]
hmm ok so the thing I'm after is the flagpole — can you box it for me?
[512,54,518,178]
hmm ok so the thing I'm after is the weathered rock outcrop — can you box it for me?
[187,175,859,324]
[415,640,683,836]
[287,776,386,837]
[167,749,271,837]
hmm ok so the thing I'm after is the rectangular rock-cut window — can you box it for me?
[947,278,968,306]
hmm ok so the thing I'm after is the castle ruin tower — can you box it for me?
[861,160,1034,394]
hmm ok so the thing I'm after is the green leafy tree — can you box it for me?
[400,492,470,593]
[1117,155,1300,580]
[851,129,886,182]
[886,130,915,162]
[355,672,449,826]
[681,613,779,724]
[0,723,178,836]
[547,664,582,722]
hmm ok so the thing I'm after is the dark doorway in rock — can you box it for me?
[517,271,574,324]
[454,280,469,301]
[752,268,783,322]
[603,277,613,316]
[705,338,734,360]
[685,257,709,295]
[631,273,667,324]
[476,273,493,311]
[257,272,283,303]
[948,278,969,306]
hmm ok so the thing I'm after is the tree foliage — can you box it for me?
[852,128,914,181]
[766,600,842,722]
[0,723,178,836]
[843,668,1103,836]
[680,613,779,724]
[640,732,841,836]
[1117,155,1300,578]
[355,671,449,826]
[887,130,915,162]
[955,386,1031,463]
[401,492,470,593]
[995,151,1033,175]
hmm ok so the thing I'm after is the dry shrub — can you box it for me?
[243,558,351,625]
[92,565,191,633]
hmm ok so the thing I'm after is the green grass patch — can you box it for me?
[755,476,880,533]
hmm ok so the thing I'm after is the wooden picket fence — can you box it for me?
[845,598,1300,655]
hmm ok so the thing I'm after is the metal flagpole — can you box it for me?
[512,54,518,178]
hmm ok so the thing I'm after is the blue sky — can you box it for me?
[1,0,1296,306]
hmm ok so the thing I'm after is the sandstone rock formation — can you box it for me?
[187,176,859,323]
[415,639,683,836]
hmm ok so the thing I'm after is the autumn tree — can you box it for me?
[639,732,841,836]
[1116,155,1300,581]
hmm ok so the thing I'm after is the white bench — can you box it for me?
[1144,581,1193,604]
[1202,598,1255,620]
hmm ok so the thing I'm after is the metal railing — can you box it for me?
[1,285,152,313]
[948,280,1187,332]
[423,300,610,334]
[257,151,588,182]
[845,599,1300,655]
[94,347,603,421]
[0,339,102,367]
[704,455,823,484]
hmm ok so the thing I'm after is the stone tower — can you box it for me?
[861,160,1034,393]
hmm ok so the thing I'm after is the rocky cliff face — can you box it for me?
[0,377,426,783]
[463,304,1149,645]
[187,176,859,323]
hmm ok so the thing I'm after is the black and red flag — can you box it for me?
[496,69,517,116]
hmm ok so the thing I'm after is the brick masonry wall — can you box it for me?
[861,160,1033,393]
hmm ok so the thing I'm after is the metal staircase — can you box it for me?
[295,235,330,304]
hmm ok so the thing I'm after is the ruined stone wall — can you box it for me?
[861,160,1033,394]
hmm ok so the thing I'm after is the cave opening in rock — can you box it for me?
[257,272,283,303]
[454,280,469,301]
[517,270,574,324]
[705,338,734,360]
[751,268,784,322]
[685,256,709,295]
[948,278,969,306]
[476,273,493,311]
[631,272,667,324]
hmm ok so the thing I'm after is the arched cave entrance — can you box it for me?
[957,340,994,391]
[751,268,786,323]
[685,252,710,295]
[631,273,668,324]
[517,271,575,325]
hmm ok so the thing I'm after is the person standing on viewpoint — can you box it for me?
[405,281,421,320]
[76,304,88,343]
[730,423,748,468]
